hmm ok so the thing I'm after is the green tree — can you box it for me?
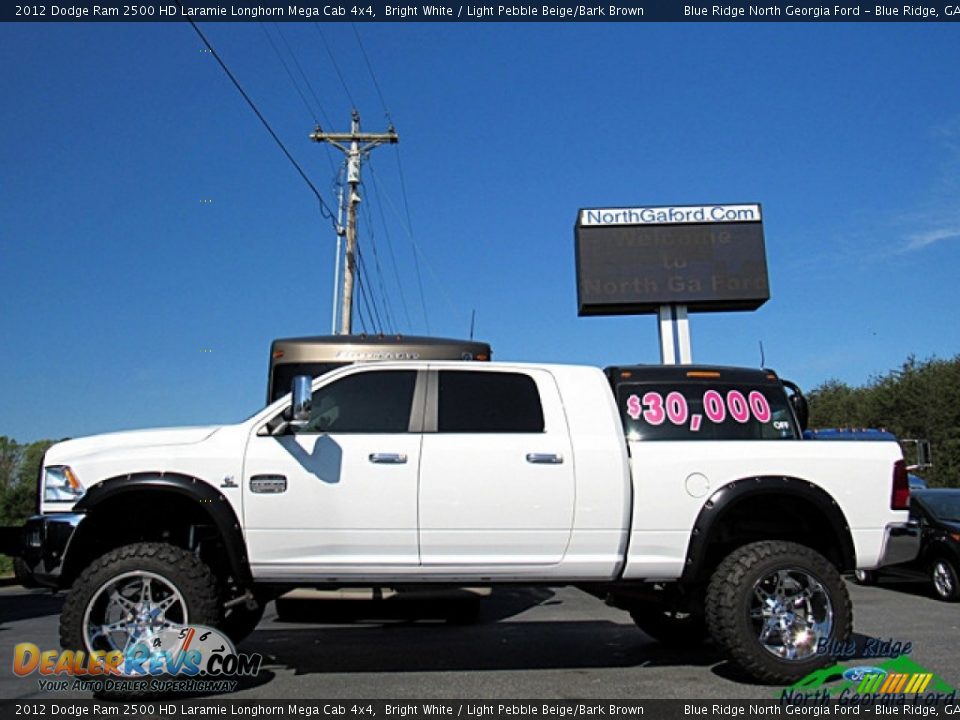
[0,438,56,575]
[807,355,960,488]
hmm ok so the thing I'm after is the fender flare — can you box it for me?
[681,475,856,583]
[73,472,251,587]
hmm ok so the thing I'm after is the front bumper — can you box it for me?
[18,513,84,588]
[874,521,921,569]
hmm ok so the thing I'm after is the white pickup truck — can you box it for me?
[18,362,917,684]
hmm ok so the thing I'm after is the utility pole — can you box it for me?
[311,110,398,335]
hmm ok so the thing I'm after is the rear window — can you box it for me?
[616,382,798,441]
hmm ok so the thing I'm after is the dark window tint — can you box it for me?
[295,370,416,434]
[438,371,544,433]
[616,382,798,441]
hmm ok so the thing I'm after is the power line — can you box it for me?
[368,162,431,334]
[354,257,378,334]
[183,15,338,231]
[351,24,392,124]
[356,247,385,334]
[312,22,357,110]
[391,148,428,333]
[259,23,338,181]
[359,185,397,333]
[274,23,335,130]
[367,162,413,331]
[258,23,320,126]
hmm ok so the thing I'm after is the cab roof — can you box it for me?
[604,364,783,385]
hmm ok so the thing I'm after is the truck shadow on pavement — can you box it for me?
[0,589,63,628]
[241,622,722,675]
[238,588,724,677]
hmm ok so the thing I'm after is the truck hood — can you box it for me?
[45,426,223,464]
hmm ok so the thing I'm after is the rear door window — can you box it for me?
[616,382,798,441]
[438,371,544,433]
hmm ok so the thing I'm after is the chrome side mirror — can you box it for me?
[290,375,312,426]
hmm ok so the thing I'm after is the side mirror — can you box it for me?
[790,393,810,433]
[290,375,312,426]
[905,438,933,471]
[781,380,810,433]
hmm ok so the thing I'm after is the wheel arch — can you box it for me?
[63,472,250,589]
[681,475,856,584]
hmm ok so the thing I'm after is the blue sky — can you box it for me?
[2,22,959,441]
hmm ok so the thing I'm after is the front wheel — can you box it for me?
[930,557,960,602]
[705,541,851,685]
[60,542,220,656]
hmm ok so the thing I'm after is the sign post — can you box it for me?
[658,304,692,364]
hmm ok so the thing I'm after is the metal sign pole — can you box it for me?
[675,304,692,364]
[658,305,677,364]
[658,305,692,365]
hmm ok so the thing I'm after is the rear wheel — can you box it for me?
[930,557,960,602]
[706,540,851,684]
[854,569,877,586]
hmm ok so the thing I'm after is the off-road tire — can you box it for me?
[929,557,960,602]
[706,540,852,685]
[629,603,707,645]
[13,557,40,589]
[60,542,220,654]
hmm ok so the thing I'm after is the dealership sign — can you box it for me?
[575,203,770,316]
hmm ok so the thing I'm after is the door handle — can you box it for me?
[369,453,408,464]
[526,453,563,464]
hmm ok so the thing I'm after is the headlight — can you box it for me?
[43,465,85,502]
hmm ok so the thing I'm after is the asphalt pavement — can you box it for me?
[1,578,958,700]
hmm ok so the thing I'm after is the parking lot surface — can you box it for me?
[2,578,958,700]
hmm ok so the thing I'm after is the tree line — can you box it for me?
[0,437,56,574]
[808,355,960,488]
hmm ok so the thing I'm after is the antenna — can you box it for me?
[469,310,476,340]
[759,340,766,368]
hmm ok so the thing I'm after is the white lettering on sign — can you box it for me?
[580,204,762,226]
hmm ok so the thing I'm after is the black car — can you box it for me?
[855,488,960,601]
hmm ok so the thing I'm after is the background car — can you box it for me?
[855,488,960,601]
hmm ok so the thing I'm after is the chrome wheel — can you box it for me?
[749,569,834,660]
[932,560,957,599]
[82,570,188,654]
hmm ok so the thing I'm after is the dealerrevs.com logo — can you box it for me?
[13,625,262,694]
